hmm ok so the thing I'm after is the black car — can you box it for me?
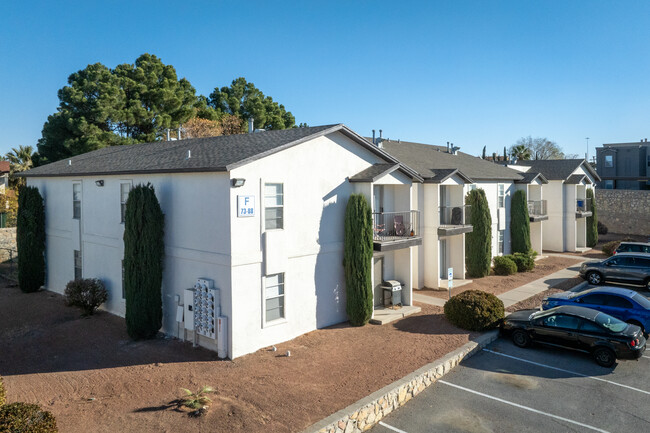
[500,305,646,367]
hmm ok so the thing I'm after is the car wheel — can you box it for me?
[593,347,616,368]
[512,330,531,348]
[587,271,602,285]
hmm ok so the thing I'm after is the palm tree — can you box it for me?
[509,144,532,161]
[6,145,34,187]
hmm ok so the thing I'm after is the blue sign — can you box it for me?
[237,195,255,217]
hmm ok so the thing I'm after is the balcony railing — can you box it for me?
[372,210,420,242]
[528,200,548,221]
[439,205,471,226]
[576,198,592,213]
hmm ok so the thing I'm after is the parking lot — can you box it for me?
[373,283,650,433]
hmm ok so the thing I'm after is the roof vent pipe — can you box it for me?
[447,141,450,153]
[166,129,170,141]
[248,118,254,134]
[379,129,383,140]
[178,127,182,140]
[372,129,376,145]
[186,150,191,160]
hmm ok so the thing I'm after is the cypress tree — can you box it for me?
[16,186,45,293]
[343,194,373,326]
[586,188,598,247]
[465,189,492,278]
[510,190,531,253]
[123,183,165,339]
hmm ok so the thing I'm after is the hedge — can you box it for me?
[493,256,517,275]
[510,190,531,254]
[343,194,374,326]
[0,403,57,433]
[444,290,504,331]
[586,188,598,247]
[16,186,45,293]
[0,375,5,407]
[465,189,492,278]
[511,251,536,272]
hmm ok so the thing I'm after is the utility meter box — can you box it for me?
[183,288,195,331]
[192,278,219,339]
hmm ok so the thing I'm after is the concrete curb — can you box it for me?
[302,330,499,433]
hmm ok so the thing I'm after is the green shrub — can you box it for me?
[465,189,492,278]
[0,375,5,407]
[510,190,531,254]
[586,189,598,247]
[597,221,608,235]
[511,251,536,272]
[16,186,45,293]
[64,278,108,316]
[124,184,165,340]
[0,402,57,433]
[601,240,620,257]
[343,194,373,326]
[444,290,505,331]
[493,256,517,275]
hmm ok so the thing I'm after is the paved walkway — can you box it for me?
[413,257,587,308]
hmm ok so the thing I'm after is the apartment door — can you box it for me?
[373,185,384,213]
[439,239,447,279]
[373,256,384,307]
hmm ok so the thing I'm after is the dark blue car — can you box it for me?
[542,287,650,335]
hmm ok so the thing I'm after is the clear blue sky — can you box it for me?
[2,0,649,160]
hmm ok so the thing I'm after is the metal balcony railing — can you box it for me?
[439,205,471,226]
[576,197,592,213]
[372,210,420,242]
[527,200,547,217]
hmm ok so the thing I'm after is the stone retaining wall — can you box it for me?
[597,190,650,236]
[304,330,499,433]
[0,227,16,262]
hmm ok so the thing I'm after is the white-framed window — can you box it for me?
[73,183,81,219]
[264,183,284,230]
[498,230,505,255]
[497,184,505,208]
[74,249,82,280]
[604,180,614,189]
[468,184,477,192]
[120,182,132,223]
[264,273,285,323]
[605,155,613,167]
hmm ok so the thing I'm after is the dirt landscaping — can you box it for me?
[0,278,481,433]
[417,255,583,299]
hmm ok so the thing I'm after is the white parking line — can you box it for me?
[483,349,650,396]
[438,380,611,433]
[378,421,409,433]
[643,355,650,360]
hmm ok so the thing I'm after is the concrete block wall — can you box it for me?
[597,190,650,235]
[0,227,16,262]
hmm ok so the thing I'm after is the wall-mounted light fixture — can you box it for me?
[231,178,245,188]
[95,180,104,187]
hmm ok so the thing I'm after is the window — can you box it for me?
[264,183,284,230]
[543,314,580,330]
[605,155,613,167]
[498,230,505,255]
[468,184,477,192]
[497,184,505,208]
[265,273,285,323]
[74,250,82,280]
[73,183,81,219]
[605,295,633,309]
[647,155,650,167]
[120,183,132,223]
[579,319,603,333]
[579,294,608,306]
[604,180,614,189]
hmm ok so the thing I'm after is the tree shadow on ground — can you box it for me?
[392,312,480,337]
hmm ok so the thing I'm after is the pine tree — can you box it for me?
[123,184,165,339]
[586,188,598,247]
[16,186,45,293]
[510,190,531,253]
[343,194,374,326]
[465,189,492,278]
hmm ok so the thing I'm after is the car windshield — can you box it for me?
[632,293,650,310]
[595,313,628,333]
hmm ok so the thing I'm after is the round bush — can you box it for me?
[511,252,535,272]
[601,240,620,257]
[0,402,57,433]
[444,290,505,331]
[64,278,108,316]
[597,221,608,235]
[0,375,5,407]
[493,256,517,275]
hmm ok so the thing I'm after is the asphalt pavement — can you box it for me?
[372,336,650,433]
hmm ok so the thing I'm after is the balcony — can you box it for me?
[527,200,548,222]
[576,198,592,218]
[372,210,422,251]
[438,205,473,236]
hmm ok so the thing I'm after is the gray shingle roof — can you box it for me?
[427,168,473,184]
[378,140,523,181]
[514,159,601,182]
[565,174,592,184]
[22,125,424,180]
[349,163,400,182]
[514,172,548,184]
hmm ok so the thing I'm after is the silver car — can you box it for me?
[580,253,650,289]
[615,242,650,254]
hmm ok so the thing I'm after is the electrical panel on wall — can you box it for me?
[192,278,220,339]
